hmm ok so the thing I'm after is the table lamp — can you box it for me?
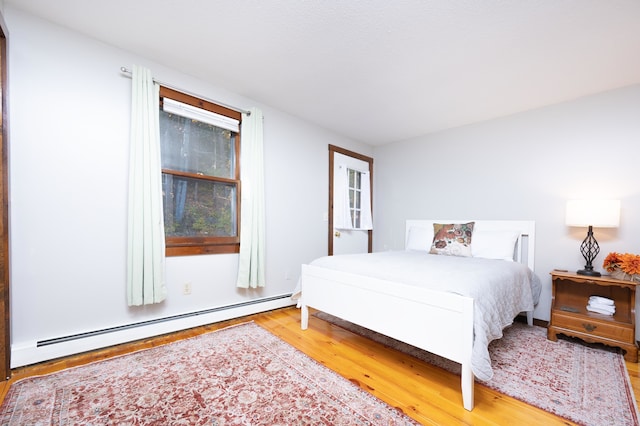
[566,199,620,277]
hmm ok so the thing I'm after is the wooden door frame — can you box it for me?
[0,10,10,379]
[328,145,374,255]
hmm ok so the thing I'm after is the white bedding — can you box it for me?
[306,250,539,381]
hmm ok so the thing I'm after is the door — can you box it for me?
[0,11,9,379]
[328,145,373,256]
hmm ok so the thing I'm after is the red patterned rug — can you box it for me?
[316,312,640,426]
[0,322,418,425]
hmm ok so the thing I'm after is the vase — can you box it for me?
[610,269,640,283]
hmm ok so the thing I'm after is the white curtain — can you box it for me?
[236,107,266,288]
[127,65,167,306]
[333,164,352,229]
[359,170,373,230]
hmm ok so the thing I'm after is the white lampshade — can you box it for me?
[565,199,620,228]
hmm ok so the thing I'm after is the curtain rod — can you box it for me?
[120,67,251,116]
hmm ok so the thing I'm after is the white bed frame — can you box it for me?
[299,220,535,411]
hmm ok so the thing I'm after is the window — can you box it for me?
[347,168,364,228]
[159,86,241,256]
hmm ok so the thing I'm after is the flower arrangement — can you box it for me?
[603,252,640,282]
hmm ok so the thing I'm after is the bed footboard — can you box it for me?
[300,264,475,411]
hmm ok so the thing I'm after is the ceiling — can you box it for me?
[6,0,640,145]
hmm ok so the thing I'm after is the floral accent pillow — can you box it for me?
[429,222,475,257]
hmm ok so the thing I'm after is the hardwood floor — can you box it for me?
[2,306,639,425]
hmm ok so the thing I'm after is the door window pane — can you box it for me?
[347,168,363,229]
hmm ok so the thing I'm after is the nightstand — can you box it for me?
[548,271,639,362]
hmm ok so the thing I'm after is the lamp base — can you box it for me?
[576,225,601,277]
[577,269,601,277]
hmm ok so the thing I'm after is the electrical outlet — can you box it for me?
[183,282,192,295]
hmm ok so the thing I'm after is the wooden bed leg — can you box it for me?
[461,363,475,411]
[301,305,309,330]
[526,311,533,326]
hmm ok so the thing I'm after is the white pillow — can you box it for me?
[472,230,520,261]
[406,226,433,251]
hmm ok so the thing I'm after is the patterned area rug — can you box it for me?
[0,322,418,425]
[315,312,640,426]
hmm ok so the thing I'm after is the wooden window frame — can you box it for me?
[159,86,242,256]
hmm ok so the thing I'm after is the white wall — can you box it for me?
[5,6,372,366]
[373,85,640,326]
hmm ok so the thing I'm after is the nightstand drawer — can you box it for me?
[552,312,634,342]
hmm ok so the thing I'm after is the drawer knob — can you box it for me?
[582,323,597,332]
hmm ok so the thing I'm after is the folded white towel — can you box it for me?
[588,301,616,312]
[586,304,615,315]
[589,295,614,306]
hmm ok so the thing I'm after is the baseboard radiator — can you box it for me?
[12,294,295,369]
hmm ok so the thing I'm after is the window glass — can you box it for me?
[159,111,235,179]
[162,174,237,238]
[348,168,363,229]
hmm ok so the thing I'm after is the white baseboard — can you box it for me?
[11,296,296,369]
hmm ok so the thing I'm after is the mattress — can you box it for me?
[303,250,540,381]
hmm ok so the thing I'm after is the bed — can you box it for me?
[298,220,538,411]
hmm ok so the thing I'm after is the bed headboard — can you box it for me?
[405,220,535,270]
